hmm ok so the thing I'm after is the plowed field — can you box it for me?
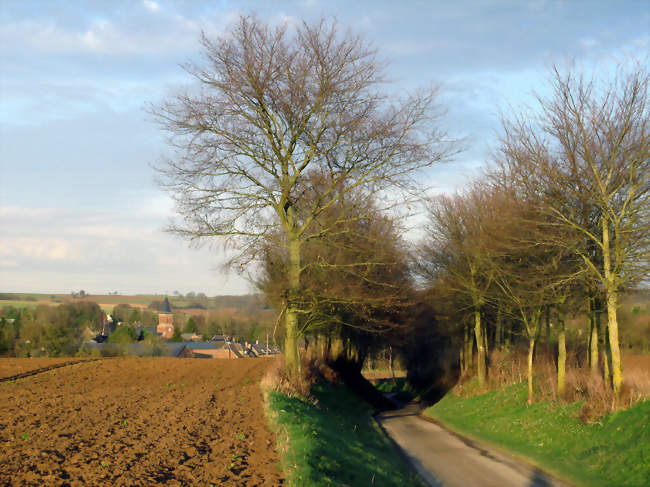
[0,357,283,486]
[0,358,91,380]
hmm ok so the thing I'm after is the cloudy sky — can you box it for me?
[0,1,648,295]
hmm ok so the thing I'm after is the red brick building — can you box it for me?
[157,297,175,339]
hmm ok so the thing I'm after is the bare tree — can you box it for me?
[151,16,455,375]
[497,64,649,400]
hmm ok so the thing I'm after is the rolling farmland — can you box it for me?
[0,357,283,486]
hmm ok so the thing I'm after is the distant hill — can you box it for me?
[0,292,272,315]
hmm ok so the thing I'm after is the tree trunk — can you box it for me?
[460,346,465,375]
[527,337,536,404]
[589,297,599,375]
[602,221,623,401]
[459,325,465,375]
[606,291,623,401]
[495,308,502,349]
[482,316,489,362]
[545,305,551,354]
[557,318,566,399]
[465,323,474,370]
[474,309,486,387]
[602,324,611,386]
[284,237,301,377]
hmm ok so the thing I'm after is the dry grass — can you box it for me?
[456,346,650,422]
[260,356,339,399]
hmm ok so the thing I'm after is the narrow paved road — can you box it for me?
[376,403,571,487]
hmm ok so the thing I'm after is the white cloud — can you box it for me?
[143,0,160,13]
[0,204,251,295]
[0,238,70,262]
[580,38,598,49]
[0,14,221,57]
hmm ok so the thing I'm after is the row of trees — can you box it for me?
[419,66,648,402]
[152,15,647,397]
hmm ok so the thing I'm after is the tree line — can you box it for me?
[152,16,647,402]
[0,302,104,357]
[420,66,648,403]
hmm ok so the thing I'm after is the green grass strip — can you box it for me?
[266,382,426,486]
[424,382,650,487]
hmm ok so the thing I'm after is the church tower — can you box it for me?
[157,297,174,339]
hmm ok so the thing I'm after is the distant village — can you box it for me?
[84,297,279,359]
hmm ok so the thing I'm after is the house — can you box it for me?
[250,343,268,356]
[81,342,182,357]
[173,341,232,359]
[228,342,245,358]
[187,341,246,359]
[98,311,114,335]
[157,297,175,339]
[180,332,202,342]
[81,338,263,359]
[250,340,279,356]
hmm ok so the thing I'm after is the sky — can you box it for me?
[0,0,648,296]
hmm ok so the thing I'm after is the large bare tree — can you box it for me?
[151,17,454,375]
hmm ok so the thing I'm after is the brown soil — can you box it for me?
[0,357,283,486]
[0,358,91,380]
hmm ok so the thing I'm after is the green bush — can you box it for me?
[108,325,137,344]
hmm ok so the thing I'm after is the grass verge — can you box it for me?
[265,381,426,486]
[424,381,650,487]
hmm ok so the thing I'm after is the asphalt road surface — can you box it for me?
[376,403,572,487]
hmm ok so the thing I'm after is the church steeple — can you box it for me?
[161,296,172,314]
[157,296,174,339]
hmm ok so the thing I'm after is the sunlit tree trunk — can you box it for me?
[474,308,486,387]
[602,221,623,400]
[524,307,543,405]
[527,337,536,404]
[589,297,599,375]
[284,235,301,376]
[557,317,566,398]
[482,317,489,362]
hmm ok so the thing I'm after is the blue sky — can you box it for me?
[1,0,648,295]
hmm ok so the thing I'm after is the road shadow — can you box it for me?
[529,468,553,487]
